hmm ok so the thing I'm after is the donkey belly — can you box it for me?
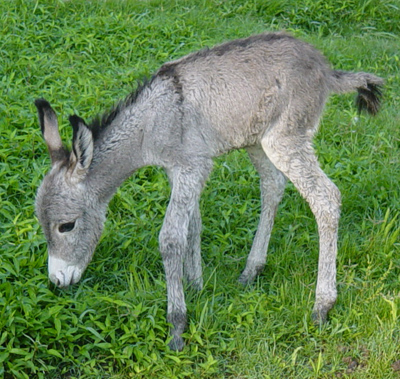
[182,83,283,156]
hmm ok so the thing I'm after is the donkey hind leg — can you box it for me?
[261,131,341,323]
[159,164,211,351]
[184,202,203,291]
[239,145,287,285]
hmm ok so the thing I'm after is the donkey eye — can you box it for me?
[58,222,76,233]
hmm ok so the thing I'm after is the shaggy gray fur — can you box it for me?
[35,32,383,351]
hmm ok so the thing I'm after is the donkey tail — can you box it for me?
[329,70,383,115]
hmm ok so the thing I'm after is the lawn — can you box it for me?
[1,0,399,378]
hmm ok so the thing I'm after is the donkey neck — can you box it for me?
[85,77,179,202]
[85,108,146,202]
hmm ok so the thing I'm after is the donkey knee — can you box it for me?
[327,182,341,215]
[159,226,188,257]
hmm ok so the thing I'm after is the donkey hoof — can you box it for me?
[311,308,329,324]
[239,265,264,286]
[168,335,185,351]
[238,273,253,286]
[312,296,336,324]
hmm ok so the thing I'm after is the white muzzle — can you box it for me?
[48,256,84,287]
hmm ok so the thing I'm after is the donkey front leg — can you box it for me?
[159,165,210,351]
[159,220,186,351]
[184,202,203,291]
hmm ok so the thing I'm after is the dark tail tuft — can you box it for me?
[329,71,383,116]
[355,83,383,116]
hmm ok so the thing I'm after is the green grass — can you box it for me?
[1,0,400,378]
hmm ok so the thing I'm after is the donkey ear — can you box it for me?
[34,99,67,165]
[68,115,94,182]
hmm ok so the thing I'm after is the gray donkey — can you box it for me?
[35,32,383,351]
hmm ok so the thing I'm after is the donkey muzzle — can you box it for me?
[48,256,83,287]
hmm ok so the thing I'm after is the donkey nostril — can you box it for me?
[50,274,59,286]
[49,272,63,287]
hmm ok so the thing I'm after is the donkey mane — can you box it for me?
[88,78,151,141]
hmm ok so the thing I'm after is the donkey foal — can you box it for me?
[34,32,383,351]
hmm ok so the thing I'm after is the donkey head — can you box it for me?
[35,99,106,287]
